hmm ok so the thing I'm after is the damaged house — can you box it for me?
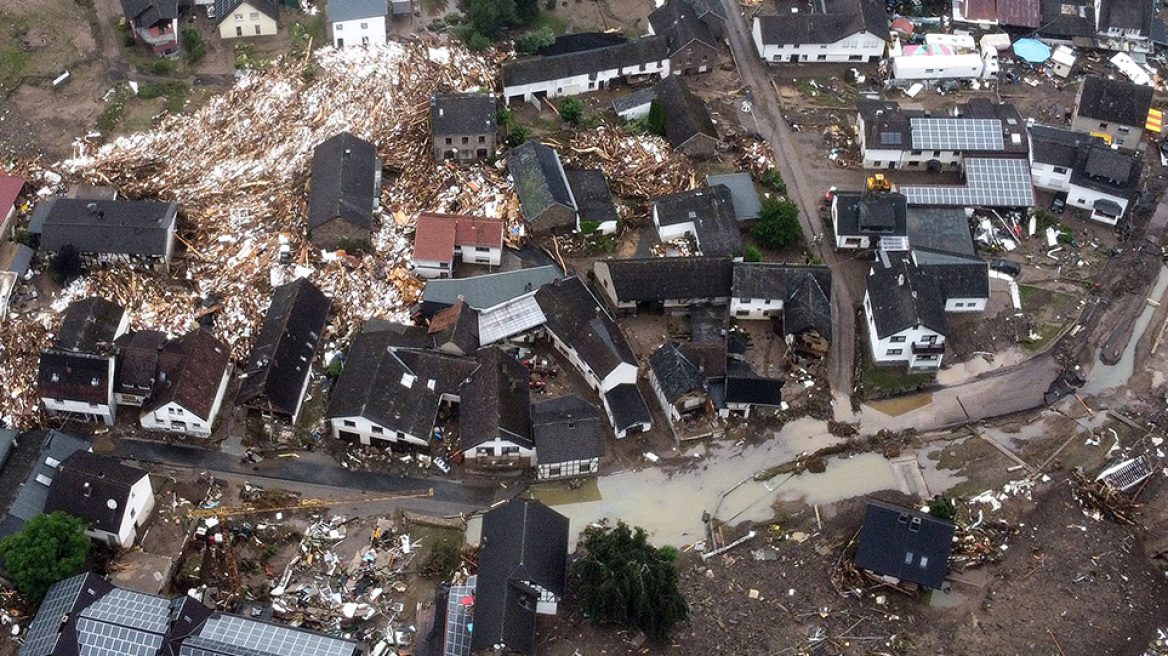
[855,499,956,590]
[44,451,154,549]
[648,342,712,423]
[412,212,504,279]
[38,298,129,426]
[461,346,534,468]
[307,131,382,250]
[138,329,233,437]
[593,256,734,313]
[863,258,949,370]
[653,185,742,256]
[32,198,179,273]
[507,141,578,232]
[647,0,722,74]
[1070,76,1155,150]
[653,75,720,157]
[1029,125,1143,226]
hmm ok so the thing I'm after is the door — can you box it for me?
[236,26,242,36]
[336,37,344,47]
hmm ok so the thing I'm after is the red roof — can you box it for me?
[0,176,26,218]
[956,0,996,22]
[413,212,504,263]
[998,0,1040,28]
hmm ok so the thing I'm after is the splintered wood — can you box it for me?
[566,127,696,200]
[2,41,509,428]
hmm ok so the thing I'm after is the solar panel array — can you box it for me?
[901,158,1034,208]
[910,118,1005,151]
[81,589,172,634]
[186,615,357,656]
[76,617,164,656]
[444,576,477,656]
[20,574,87,656]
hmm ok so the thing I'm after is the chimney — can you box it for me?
[87,202,98,213]
[344,148,352,159]
[83,482,92,497]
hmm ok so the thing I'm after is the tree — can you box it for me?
[515,0,541,23]
[559,97,583,124]
[50,244,83,284]
[506,123,530,147]
[744,245,762,262]
[752,197,803,250]
[466,0,517,38]
[572,522,688,641]
[760,168,786,195]
[515,26,555,53]
[0,512,89,601]
[646,99,666,137]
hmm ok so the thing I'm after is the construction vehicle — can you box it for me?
[187,488,435,519]
[867,174,893,192]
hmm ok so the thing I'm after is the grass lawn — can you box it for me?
[857,341,936,400]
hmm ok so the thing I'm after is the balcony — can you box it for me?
[911,341,945,355]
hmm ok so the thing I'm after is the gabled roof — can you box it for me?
[602,383,653,433]
[905,207,974,256]
[784,270,833,339]
[119,0,178,26]
[56,297,125,354]
[707,173,762,221]
[502,35,670,87]
[854,499,956,589]
[327,331,441,439]
[565,170,619,228]
[725,376,784,406]
[912,248,990,301]
[421,265,564,312]
[427,299,480,354]
[756,0,888,45]
[38,351,113,406]
[833,192,908,239]
[1098,0,1153,34]
[1070,144,1142,198]
[307,132,381,232]
[460,347,532,449]
[472,499,569,655]
[654,75,719,152]
[612,87,658,115]
[361,318,431,349]
[0,431,90,542]
[535,277,638,381]
[328,0,387,21]
[654,185,742,256]
[394,349,478,399]
[413,212,503,264]
[237,279,330,418]
[537,32,628,55]
[1029,125,1098,169]
[143,329,232,421]
[1076,76,1154,127]
[37,199,177,258]
[508,141,576,223]
[866,259,949,338]
[1038,0,1094,37]
[43,451,147,534]
[213,0,280,24]
[649,342,707,403]
[115,330,167,395]
[597,256,733,303]
[731,263,832,302]
[531,394,605,464]
[649,0,718,51]
[682,0,728,21]
[0,176,25,215]
[998,0,1040,27]
[430,93,497,137]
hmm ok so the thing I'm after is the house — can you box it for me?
[0,175,27,241]
[752,0,888,64]
[419,265,563,314]
[32,198,179,272]
[708,172,762,221]
[863,259,949,369]
[460,346,533,468]
[236,278,330,422]
[38,298,129,426]
[412,212,503,279]
[612,86,659,121]
[648,342,711,422]
[854,499,956,589]
[830,191,908,250]
[307,132,382,250]
[952,0,1040,28]
[565,169,620,235]
[1029,125,1143,225]
[502,35,671,105]
[594,257,734,313]
[43,451,154,548]
[904,206,975,256]
[1037,0,1095,45]
[139,329,232,437]
[898,156,1035,208]
[531,394,605,480]
[724,373,784,417]
[472,499,569,655]
[654,75,720,157]
[430,93,497,162]
[0,430,90,542]
[507,141,577,232]
[601,382,653,438]
[1095,0,1155,52]
[907,248,990,312]
[647,0,721,75]
[214,0,279,38]
[730,263,833,335]
[857,98,1029,171]
[114,330,167,406]
[426,299,480,355]
[19,573,364,656]
[118,0,179,56]
[328,0,388,47]
[1071,76,1154,150]
[653,186,742,256]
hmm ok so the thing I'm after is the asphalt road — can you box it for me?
[717,1,856,397]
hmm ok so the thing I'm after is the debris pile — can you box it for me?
[566,127,695,200]
[950,515,1016,569]
[1071,469,1143,526]
[731,137,778,181]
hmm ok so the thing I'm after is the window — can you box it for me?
[886,349,903,355]
[236,25,243,36]
[1053,166,1068,174]
[1099,123,1108,129]
[933,151,940,157]
[343,419,356,427]
[445,137,452,145]
[910,150,921,156]
[256,25,262,34]
[371,426,384,434]
[817,54,827,61]
[360,21,368,29]
[336,22,343,30]
[462,136,469,144]
[953,302,964,308]
[361,35,368,44]
[250,11,259,20]
[502,446,520,456]
[549,466,562,477]
[640,63,646,72]
[476,447,493,457]
[919,555,929,568]
[478,135,485,143]
[890,335,906,343]
[1118,126,1130,134]
[918,354,936,361]
[849,54,862,61]
[740,298,752,304]
[904,552,914,564]
[235,13,243,21]
[921,335,937,343]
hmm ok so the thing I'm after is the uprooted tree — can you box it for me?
[0,512,89,601]
[571,521,688,641]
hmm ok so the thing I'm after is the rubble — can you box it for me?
[565,127,696,200]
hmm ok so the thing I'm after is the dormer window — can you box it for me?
[91,378,100,387]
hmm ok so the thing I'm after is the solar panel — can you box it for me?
[444,576,477,656]
[901,158,1034,208]
[75,617,165,656]
[910,118,1005,151]
[189,615,358,656]
[80,588,172,634]
[880,131,903,145]
[20,574,87,656]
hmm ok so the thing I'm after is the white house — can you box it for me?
[43,451,155,549]
[139,329,232,437]
[412,213,504,279]
[1029,124,1143,226]
[856,98,1029,170]
[38,298,129,426]
[461,347,535,469]
[214,0,279,39]
[829,191,909,250]
[889,41,999,82]
[328,0,388,48]
[502,36,670,105]
[592,257,733,313]
[864,261,949,369]
[751,0,887,64]
[600,384,653,438]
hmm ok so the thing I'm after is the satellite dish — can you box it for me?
[107,499,118,510]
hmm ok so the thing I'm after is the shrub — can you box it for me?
[646,99,665,137]
[752,197,802,250]
[507,124,530,146]
[745,245,762,262]
[559,97,583,124]
[760,168,786,195]
[182,28,206,64]
[150,57,176,75]
[515,26,555,53]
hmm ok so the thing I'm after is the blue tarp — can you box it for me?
[1013,38,1051,63]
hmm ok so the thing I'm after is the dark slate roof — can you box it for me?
[308,132,381,232]
[784,270,833,339]
[213,0,279,24]
[119,0,178,26]
[854,499,956,589]
[43,451,146,534]
[654,75,719,151]
[473,499,569,655]
[538,32,628,55]
[394,349,478,399]
[1029,125,1098,168]
[904,207,974,256]
[565,170,619,228]
[648,342,707,403]
[1070,145,1142,199]
[997,0,1040,28]
[508,141,575,223]
[960,98,1029,153]
[649,0,718,51]
[535,277,638,381]
[680,340,726,378]
[430,93,497,137]
[707,173,762,221]
[725,376,783,406]
[421,265,563,312]
[38,199,177,258]
[1098,0,1153,34]
[756,0,887,45]
[143,329,231,420]
[328,0,388,21]
[1,432,90,544]
[460,347,532,449]
[1038,0,1095,37]
[603,383,652,432]
[38,351,112,406]
[360,318,431,349]
[867,260,949,338]
[654,185,742,256]
[236,279,330,417]
[56,297,125,354]
[598,256,733,303]
[833,192,908,238]
[912,248,990,300]
[327,331,440,439]
[531,394,605,464]
[0,429,17,474]
[857,100,914,149]
[115,330,166,396]
[731,263,832,302]
[1076,76,1154,127]
[427,299,479,354]
[502,35,669,87]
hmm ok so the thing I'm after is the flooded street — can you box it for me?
[935,347,1028,386]
[1082,264,1168,396]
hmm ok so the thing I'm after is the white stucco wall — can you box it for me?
[864,291,945,369]
[218,2,279,39]
[753,20,885,63]
[1030,161,1073,192]
[331,415,430,448]
[730,296,783,319]
[504,59,670,105]
[330,15,387,47]
[1066,184,1130,225]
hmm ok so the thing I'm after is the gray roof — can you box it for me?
[1070,145,1142,199]
[502,35,669,87]
[833,192,907,239]
[855,499,955,589]
[1029,125,1097,168]
[597,256,733,303]
[427,299,480,355]
[755,0,887,45]
[0,429,17,473]
[56,297,125,353]
[508,141,576,227]
[1038,0,1095,37]
[307,132,381,232]
[602,383,652,433]
[460,347,532,449]
[394,349,478,399]
[784,270,833,339]
[731,262,831,302]
[649,342,707,403]
[612,87,658,115]
[648,0,719,52]
[912,248,990,300]
[37,198,177,258]
[725,376,783,406]
[1076,76,1154,127]
[421,265,564,312]
[326,331,441,439]
[535,277,639,381]
[213,0,279,24]
[866,260,949,338]
[1098,0,1153,33]
[119,0,178,26]
[905,207,974,256]
[430,93,497,137]
[7,244,35,276]
[654,185,743,256]
[43,451,148,534]
[531,394,605,464]
[38,351,112,406]
[707,173,762,221]
[0,431,90,542]
[565,170,619,228]
[328,0,387,21]
[654,75,719,151]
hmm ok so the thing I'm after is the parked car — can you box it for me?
[990,258,1022,277]
[433,456,451,474]
[1050,192,1067,214]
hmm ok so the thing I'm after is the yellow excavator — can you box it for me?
[867,174,893,192]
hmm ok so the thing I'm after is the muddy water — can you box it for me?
[1082,264,1168,395]
[936,347,1027,386]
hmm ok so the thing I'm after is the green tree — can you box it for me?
[515,0,540,23]
[466,0,517,38]
[506,123,530,146]
[182,28,206,64]
[760,168,786,195]
[752,197,802,250]
[559,97,583,124]
[744,245,762,262]
[50,244,83,284]
[0,512,89,601]
[515,26,555,53]
[572,522,688,642]
[646,99,666,137]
